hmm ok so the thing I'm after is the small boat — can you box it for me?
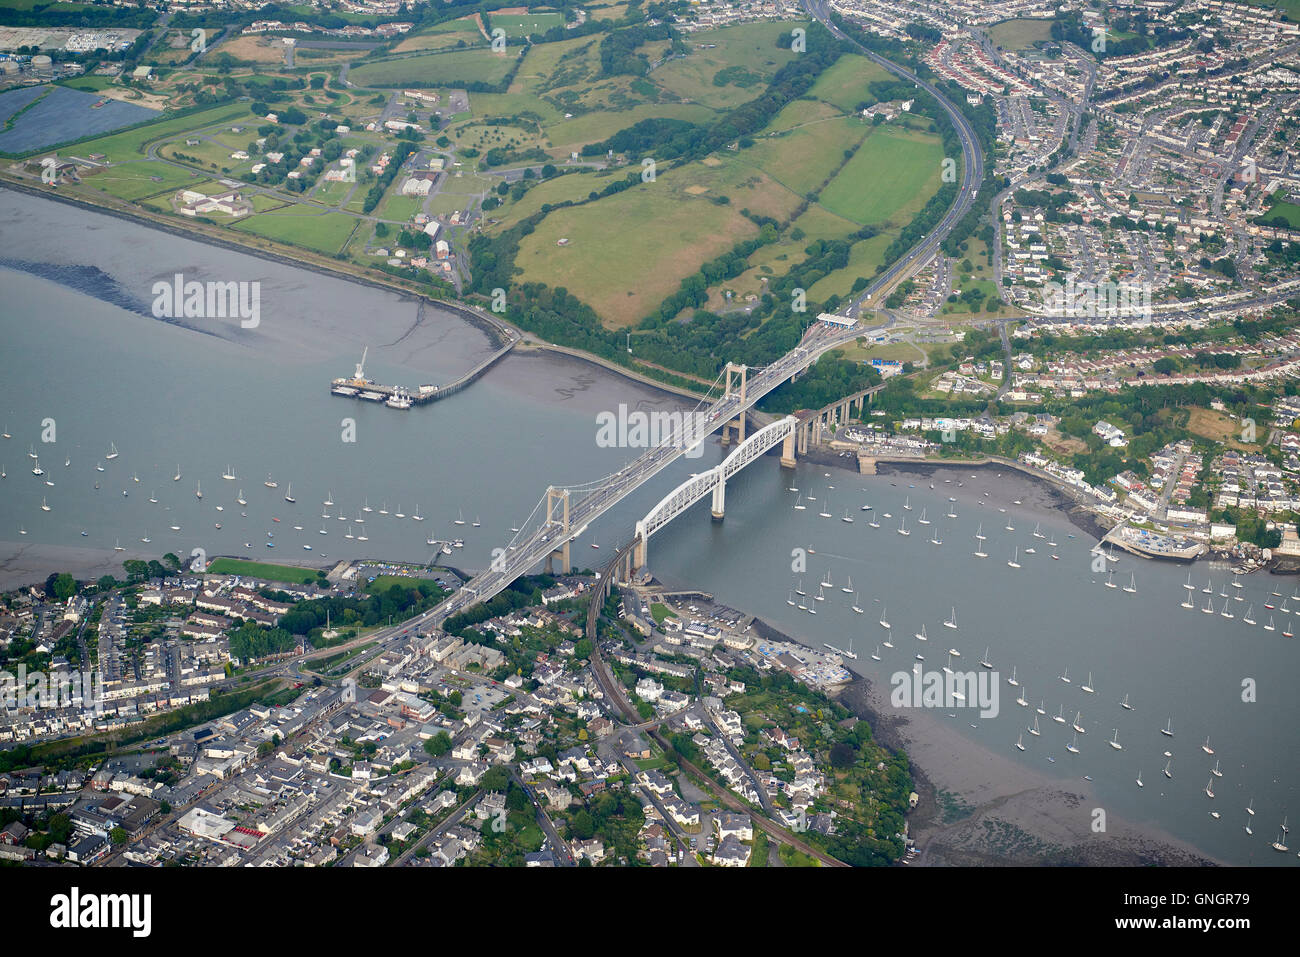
[222,465,236,480]
[841,509,854,524]
[1109,729,1122,751]
[140,533,151,543]
[979,647,992,669]
[195,480,202,499]
[871,645,881,661]
[40,497,49,511]
[1066,730,1080,754]
[1242,604,1256,626]
[284,484,295,503]
[33,458,44,475]
[878,605,890,629]
[814,585,825,603]
[915,624,928,642]
[174,466,181,481]
[113,539,124,551]
[1203,579,1213,594]
[1060,668,1070,684]
[851,592,863,614]
[1015,733,1025,752]
[324,491,334,506]
[1104,571,1116,589]
[264,474,278,488]
[1072,711,1086,734]
[917,508,930,526]
[1028,717,1041,737]
[897,516,909,536]
[590,543,600,549]
[1205,778,1215,799]
[1081,672,1095,694]
[395,505,405,518]
[1053,705,1066,725]
[1160,718,1174,737]
[1163,760,1173,779]
[1211,759,1222,778]
[454,509,466,525]
[473,516,481,527]
[303,544,312,551]
[1007,546,1021,569]
[237,490,247,506]
[787,591,795,606]
[1136,771,1143,788]
[379,503,388,515]
[842,575,854,594]
[1202,736,1214,755]
[1122,573,1136,594]
[1006,665,1018,687]
[1120,693,1133,711]
[105,442,119,460]
[1219,598,1234,619]
[943,607,957,630]
[412,506,423,521]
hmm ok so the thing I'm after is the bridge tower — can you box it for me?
[544,486,571,575]
[720,362,748,446]
[633,519,648,574]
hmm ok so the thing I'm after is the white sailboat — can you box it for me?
[897,515,909,536]
[1136,770,1144,788]
[1028,716,1041,737]
[1071,711,1086,734]
[851,592,863,614]
[195,480,202,499]
[222,465,236,480]
[1160,718,1174,737]
[1104,570,1117,589]
[173,465,181,481]
[1202,736,1214,755]
[943,607,957,630]
[264,473,278,488]
[1120,693,1133,711]
[915,623,928,642]
[1081,672,1095,694]
[40,497,50,512]
[841,509,854,524]
[1242,604,1256,626]
[105,442,119,460]
[842,575,854,595]
[284,483,295,503]
[1123,572,1136,594]
[454,509,466,525]
[237,489,247,506]
[973,524,987,558]
[324,491,334,507]
[1007,546,1020,568]
[1220,598,1234,619]
[412,505,423,521]
[1006,665,1018,687]
[1163,760,1173,779]
[1109,729,1122,751]
[793,494,806,510]
[1015,733,1025,752]
[1066,730,1080,754]
[917,508,930,525]
[871,644,881,661]
[1265,616,1276,632]
[878,605,890,629]
[979,647,992,669]
[814,585,825,603]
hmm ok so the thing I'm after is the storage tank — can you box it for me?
[31,54,53,70]
[0,60,19,75]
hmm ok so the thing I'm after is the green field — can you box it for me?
[543,102,716,151]
[232,207,360,254]
[1259,195,1300,229]
[488,11,565,36]
[348,48,523,88]
[987,18,1055,50]
[83,161,205,201]
[651,20,801,107]
[66,104,248,163]
[205,558,324,584]
[818,128,944,226]
[740,116,867,196]
[804,54,893,113]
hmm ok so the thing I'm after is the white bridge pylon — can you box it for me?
[633,415,797,570]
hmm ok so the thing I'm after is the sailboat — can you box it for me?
[1032,521,1044,539]
[881,630,893,649]
[1181,590,1195,610]
[472,516,481,527]
[173,465,181,481]
[140,532,150,543]
[1015,685,1028,707]
[1109,729,1122,751]
[454,509,466,525]
[818,497,832,519]
[902,496,911,511]
[1066,730,1080,754]
[222,465,236,480]
[105,442,119,460]
[1081,672,1095,694]
[1060,667,1071,684]
[1202,594,1214,614]
[1220,598,1234,619]
[379,502,389,515]
[979,647,992,669]
[32,457,43,476]
[1028,716,1041,737]
[1273,819,1291,853]
[113,539,124,551]
[1242,604,1256,626]
[1123,573,1136,594]
[942,652,955,677]
[264,473,278,489]
[40,497,50,512]
[943,607,957,630]
[841,509,854,524]
[1163,760,1173,779]
[868,514,880,528]
[324,491,334,507]
[1285,622,1295,639]
[871,644,881,661]
[851,593,863,614]
[973,524,987,557]
[878,605,890,629]
[1071,711,1086,734]
[842,575,854,595]
[1211,759,1222,778]
[237,490,247,506]
[1120,693,1133,711]
[793,494,806,510]
[1053,705,1066,725]
[794,579,805,596]
[1007,546,1021,569]
[915,623,928,642]
[814,585,825,603]
[897,515,909,536]
[1202,578,1213,594]
[1183,572,1195,591]
[195,480,202,499]
[1204,778,1215,799]
[412,505,423,521]
[1015,733,1025,751]
[917,508,930,526]
[1202,736,1214,755]
[1160,718,1174,737]
[787,590,795,606]
[1006,665,1018,687]
[1265,616,1276,632]
[1104,571,1117,589]
[284,483,295,503]
[345,525,354,540]
[1136,770,1143,788]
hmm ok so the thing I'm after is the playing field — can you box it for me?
[348,47,522,88]
[987,17,1055,50]
[232,208,360,254]
[488,10,565,36]
[817,127,945,226]
[205,558,323,584]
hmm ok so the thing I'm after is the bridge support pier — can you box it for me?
[780,429,797,469]
[711,475,726,521]
[633,522,648,573]
[545,487,571,575]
